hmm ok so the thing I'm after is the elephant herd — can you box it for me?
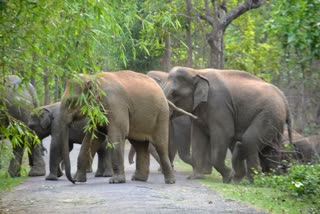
[1,67,319,185]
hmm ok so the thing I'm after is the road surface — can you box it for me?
[0,137,265,214]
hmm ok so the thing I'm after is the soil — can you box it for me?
[0,137,265,214]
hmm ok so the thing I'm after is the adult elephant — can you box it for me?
[0,75,45,177]
[128,71,193,167]
[28,102,112,180]
[163,66,292,183]
[58,70,178,184]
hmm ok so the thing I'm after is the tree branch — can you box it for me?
[222,0,266,29]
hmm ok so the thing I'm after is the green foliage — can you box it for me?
[254,164,320,210]
[175,159,316,214]
[65,74,109,140]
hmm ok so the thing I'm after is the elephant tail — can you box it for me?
[167,100,198,120]
[285,102,293,146]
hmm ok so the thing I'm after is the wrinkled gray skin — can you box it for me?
[59,71,176,184]
[28,102,113,180]
[0,75,45,177]
[164,67,292,183]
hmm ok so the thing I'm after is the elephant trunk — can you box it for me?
[59,115,75,184]
[167,100,197,120]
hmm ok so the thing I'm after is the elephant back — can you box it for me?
[1,75,37,124]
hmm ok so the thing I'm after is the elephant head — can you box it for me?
[28,106,55,140]
[164,67,209,113]
[58,74,105,183]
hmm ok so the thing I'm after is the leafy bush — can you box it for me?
[254,164,320,209]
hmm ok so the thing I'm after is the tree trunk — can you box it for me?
[54,75,59,102]
[197,0,266,69]
[186,0,193,67]
[43,69,50,105]
[163,33,172,72]
[207,26,224,69]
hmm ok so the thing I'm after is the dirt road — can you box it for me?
[0,137,265,214]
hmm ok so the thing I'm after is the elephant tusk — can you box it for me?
[167,100,198,120]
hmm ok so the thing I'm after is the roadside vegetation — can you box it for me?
[175,160,320,214]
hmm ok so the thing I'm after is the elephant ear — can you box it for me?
[40,108,53,129]
[193,74,209,111]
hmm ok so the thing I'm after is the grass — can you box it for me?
[174,159,317,214]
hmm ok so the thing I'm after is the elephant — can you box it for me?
[281,130,320,163]
[163,66,292,183]
[58,70,179,184]
[292,135,320,163]
[0,75,46,177]
[127,71,193,167]
[28,102,113,180]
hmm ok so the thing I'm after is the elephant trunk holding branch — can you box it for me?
[58,70,178,184]
[163,66,292,183]
[28,102,112,180]
[0,75,45,177]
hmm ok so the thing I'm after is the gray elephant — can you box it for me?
[293,135,320,163]
[163,66,292,183]
[58,70,178,184]
[128,71,193,168]
[28,102,113,180]
[281,130,320,163]
[0,75,45,177]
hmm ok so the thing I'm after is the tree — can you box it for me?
[194,0,267,68]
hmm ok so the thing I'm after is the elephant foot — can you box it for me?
[222,170,234,184]
[165,176,176,184]
[187,172,205,180]
[86,167,93,173]
[45,173,59,180]
[95,170,103,177]
[131,172,148,182]
[109,175,126,184]
[103,169,113,177]
[28,168,46,177]
[73,171,87,182]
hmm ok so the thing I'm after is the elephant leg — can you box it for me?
[128,145,136,164]
[232,141,246,183]
[203,148,212,175]
[8,145,25,177]
[152,134,175,184]
[28,143,46,177]
[149,144,161,166]
[174,116,193,166]
[74,133,96,182]
[103,148,113,177]
[46,140,62,180]
[209,127,233,183]
[95,141,113,177]
[109,139,126,184]
[168,122,177,166]
[131,140,150,182]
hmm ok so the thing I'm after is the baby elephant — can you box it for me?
[282,130,320,163]
[28,102,112,180]
[291,135,320,163]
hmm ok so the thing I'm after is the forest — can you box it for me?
[0,0,320,212]
[1,0,319,133]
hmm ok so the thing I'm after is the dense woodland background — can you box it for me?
[1,0,320,135]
